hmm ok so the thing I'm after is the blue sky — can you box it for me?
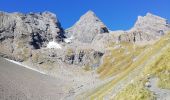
[0,0,170,30]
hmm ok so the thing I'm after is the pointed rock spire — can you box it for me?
[66,10,109,43]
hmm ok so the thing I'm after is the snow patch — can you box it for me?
[64,36,74,43]
[5,58,46,75]
[64,38,71,43]
[47,41,62,49]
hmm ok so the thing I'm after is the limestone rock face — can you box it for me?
[30,47,103,68]
[1,11,170,69]
[66,10,109,43]
[63,47,104,67]
[92,33,115,52]
[114,13,170,44]
[132,13,170,36]
[0,11,64,61]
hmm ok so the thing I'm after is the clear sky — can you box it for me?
[0,0,170,30]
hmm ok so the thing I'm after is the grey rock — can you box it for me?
[30,46,103,69]
[112,13,170,44]
[31,49,61,66]
[132,13,170,36]
[0,11,64,61]
[62,46,104,68]
[116,31,154,43]
[145,81,151,88]
[92,33,116,52]
[1,11,170,70]
[66,10,109,43]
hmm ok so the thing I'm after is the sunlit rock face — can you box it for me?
[0,11,170,67]
[0,11,64,61]
[66,10,109,43]
[112,13,170,44]
[132,13,170,36]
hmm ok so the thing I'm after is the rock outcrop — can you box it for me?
[132,13,170,36]
[30,47,103,69]
[63,46,103,67]
[66,10,109,43]
[113,13,170,44]
[0,11,64,61]
[0,11,170,68]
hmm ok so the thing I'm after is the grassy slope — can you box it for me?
[79,33,170,100]
[97,42,146,79]
[114,34,170,100]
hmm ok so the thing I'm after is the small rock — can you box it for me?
[145,81,151,88]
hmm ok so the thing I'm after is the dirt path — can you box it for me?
[106,43,170,99]
[0,57,71,100]
[148,78,170,100]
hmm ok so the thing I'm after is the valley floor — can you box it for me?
[0,57,71,100]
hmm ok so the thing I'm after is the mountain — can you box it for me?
[132,13,170,35]
[0,11,170,100]
[113,13,170,45]
[66,10,109,43]
[0,11,65,61]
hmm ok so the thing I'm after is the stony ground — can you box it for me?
[0,57,102,100]
[148,78,170,100]
[0,57,72,100]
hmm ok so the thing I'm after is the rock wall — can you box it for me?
[0,11,64,61]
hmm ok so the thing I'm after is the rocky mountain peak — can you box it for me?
[136,12,167,25]
[134,13,169,29]
[78,10,98,22]
[114,13,170,45]
[131,12,170,37]
[82,10,95,16]
[66,10,109,43]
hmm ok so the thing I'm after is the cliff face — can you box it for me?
[0,11,64,61]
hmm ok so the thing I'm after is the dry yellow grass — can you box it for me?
[114,78,155,100]
[82,33,170,100]
[113,33,170,100]
[144,44,170,89]
[97,42,146,79]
